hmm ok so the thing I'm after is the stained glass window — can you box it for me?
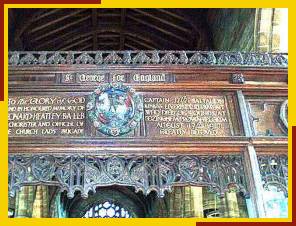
[83,201,131,218]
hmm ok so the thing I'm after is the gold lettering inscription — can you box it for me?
[8,96,85,137]
[133,73,167,83]
[144,95,231,137]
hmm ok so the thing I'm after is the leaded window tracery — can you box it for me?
[83,201,131,218]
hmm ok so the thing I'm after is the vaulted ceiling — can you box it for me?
[9,8,212,51]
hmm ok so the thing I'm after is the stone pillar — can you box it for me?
[168,186,204,218]
[14,186,36,218]
[190,187,204,218]
[32,185,49,218]
[226,191,240,218]
[168,186,183,217]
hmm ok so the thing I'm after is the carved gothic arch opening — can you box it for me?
[63,186,148,218]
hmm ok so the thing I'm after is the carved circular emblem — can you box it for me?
[87,83,143,136]
[280,100,288,129]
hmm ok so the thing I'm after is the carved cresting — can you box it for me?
[8,154,248,199]
[9,51,288,67]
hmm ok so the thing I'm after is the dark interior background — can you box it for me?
[8,8,256,52]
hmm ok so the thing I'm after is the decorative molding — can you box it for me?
[247,100,288,137]
[231,73,245,84]
[257,154,288,197]
[8,154,248,199]
[9,51,288,67]
[279,100,288,130]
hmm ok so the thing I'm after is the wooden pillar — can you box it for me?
[244,145,267,218]
[237,90,266,218]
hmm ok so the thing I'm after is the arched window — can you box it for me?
[64,187,147,218]
[83,201,131,218]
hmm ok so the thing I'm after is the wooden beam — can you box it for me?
[155,9,187,22]
[125,36,155,50]
[92,9,98,50]
[131,9,190,33]
[119,9,126,50]
[54,33,90,51]
[34,27,91,49]
[125,43,138,50]
[98,13,121,17]
[30,9,63,23]
[128,14,190,44]
[98,42,118,46]
[59,36,92,51]
[28,9,87,34]
[14,9,48,38]
[31,15,91,42]
[33,24,184,51]
[78,44,92,51]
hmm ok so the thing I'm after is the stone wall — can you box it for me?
[207,9,256,51]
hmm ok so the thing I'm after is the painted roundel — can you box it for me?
[87,83,143,136]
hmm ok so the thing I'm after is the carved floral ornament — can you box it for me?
[86,83,143,136]
[8,51,288,67]
[8,154,248,199]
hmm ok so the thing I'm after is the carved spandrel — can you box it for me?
[258,154,288,196]
[247,99,288,136]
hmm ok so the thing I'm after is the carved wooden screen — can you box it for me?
[8,51,288,218]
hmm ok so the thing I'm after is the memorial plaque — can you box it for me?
[8,96,86,137]
[144,94,234,137]
[8,90,238,138]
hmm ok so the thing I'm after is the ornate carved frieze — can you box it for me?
[247,99,288,136]
[8,51,288,67]
[257,155,288,197]
[8,154,248,199]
